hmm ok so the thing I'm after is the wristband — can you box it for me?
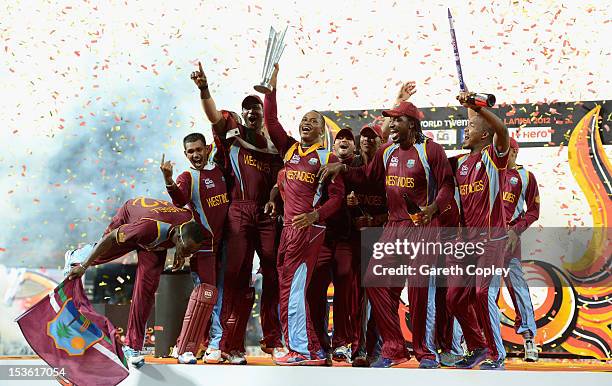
[77,263,88,270]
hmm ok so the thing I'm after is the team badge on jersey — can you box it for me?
[460,164,469,176]
[406,159,416,168]
[475,161,482,170]
[308,158,319,165]
[290,154,301,164]
[204,178,215,189]
[509,176,519,185]
[389,156,399,168]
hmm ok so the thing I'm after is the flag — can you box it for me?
[16,278,130,386]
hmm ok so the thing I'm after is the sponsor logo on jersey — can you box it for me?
[290,154,301,164]
[460,164,469,176]
[389,156,399,168]
[204,178,215,189]
[406,159,416,168]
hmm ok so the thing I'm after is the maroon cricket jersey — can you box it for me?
[214,110,281,206]
[264,89,345,224]
[110,197,195,251]
[350,155,387,220]
[168,164,229,250]
[346,139,454,224]
[502,166,540,234]
[452,144,509,237]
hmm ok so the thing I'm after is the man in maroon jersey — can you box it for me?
[320,97,455,368]
[349,122,388,367]
[502,137,540,361]
[160,132,230,364]
[264,64,345,366]
[307,128,357,365]
[191,62,283,364]
[447,91,510,370]
[65,197,208,368]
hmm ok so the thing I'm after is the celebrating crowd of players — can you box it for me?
[65,61,541,370]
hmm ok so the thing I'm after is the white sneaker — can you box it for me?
[178,351,197,364]
[204,348,223,364]
[170,346,178,359]
[226,350,247,365]
[332,345,352,363]
[273,347,288,359]
[122,346,145,369]
[524,339,539,362]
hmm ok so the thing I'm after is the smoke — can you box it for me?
[1,76,196,268]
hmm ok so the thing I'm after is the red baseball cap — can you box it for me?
[335,128,355,141]
[242,94,263,109]
[509,137,519,150]
[382,101,424,121]
[360,123,383,139]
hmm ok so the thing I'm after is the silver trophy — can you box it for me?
[254,26,287,94]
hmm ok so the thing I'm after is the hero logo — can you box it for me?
[460,164,469,176]
[308,158,319,165]
[509,127,552,143]
[204,178,215,189]
[290,154,301,164]
[389,156,399,168]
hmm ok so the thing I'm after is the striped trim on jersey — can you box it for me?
[229,143,245,199]
[188,169,213,237]
[511,167,530,222]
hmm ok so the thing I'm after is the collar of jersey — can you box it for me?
[297,142,322,157]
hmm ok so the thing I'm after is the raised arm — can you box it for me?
[381,81,417,142]
[458,91,509,155]
[192,61,227,134]
[160,154,191,207]
[263,64,295,155]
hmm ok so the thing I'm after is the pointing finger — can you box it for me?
[161,153,165,165]
[199,61,203,73]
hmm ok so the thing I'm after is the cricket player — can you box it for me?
[191,62,283,363]
[307,127,358,365]
[264,64,345,366]
[319,96,455,368]
[502,137,540,361]
[160,132,230,364]
[349,122,388,367]
[65,197,208,368]
[447,91,510,370]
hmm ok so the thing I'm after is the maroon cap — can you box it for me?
[335,128,355,141]
[509,137,519,150]
[360,123,383,139]
[382,101,424,121]
[242,94,263,109]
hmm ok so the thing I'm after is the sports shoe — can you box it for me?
[352,348,369,367]
[204,348,224,364]
[63,244,94,276]
[479,358,505,370]
[274,351,326,366]
[332,345,352,363]
[439,351,463,367]
[225,350,247,365]
[170,346,178,359]
[455,348,488,369]
[178,351,197,364]
[524,339,539,362]
[370,356,408,368]
[418,358,440,369]
[316,349,332,367]
[272,347,288,359]
[122,346,145,369]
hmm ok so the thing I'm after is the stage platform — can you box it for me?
[1,356,610,385]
